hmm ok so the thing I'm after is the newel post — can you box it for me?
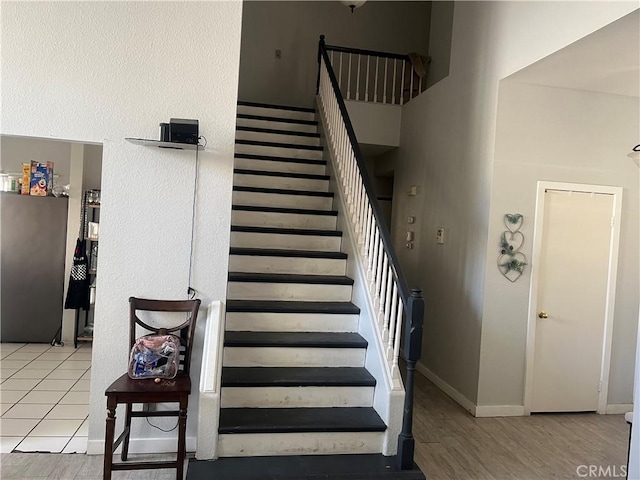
[397,288,424,470]
[316,34,326,94]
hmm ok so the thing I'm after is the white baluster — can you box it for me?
[365,56,370,102]
[356,54,361,101]
[347,53,352,100]
[373,57,379,103]
[400,59,406,105]
[374,236,384,298]
[392,300,404,375]
[383,58,388,104]
[378,255,389,327]
[409,62,414,101]
[368,226,378,282]
[381,264,393,340]
[362,205,372,257]
[338,52,343,93]
[392,58,397,105]
[386,284,398,360]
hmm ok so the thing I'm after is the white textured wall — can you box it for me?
[387,1,638,405]
[478,82,639,407]
[1,0,242,451]
[239,1,431,108]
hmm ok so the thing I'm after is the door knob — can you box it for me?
[538,311,548,319]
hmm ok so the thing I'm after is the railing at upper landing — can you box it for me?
[321,42,429,106]
[316,35,425,470]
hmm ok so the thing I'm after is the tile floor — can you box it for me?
[0,342,91,454]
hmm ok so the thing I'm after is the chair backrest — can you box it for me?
[129,297,201,376]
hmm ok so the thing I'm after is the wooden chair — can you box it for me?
[103,297,201,480]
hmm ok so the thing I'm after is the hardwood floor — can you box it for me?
[0,371,631,479]
[412,372,630,479]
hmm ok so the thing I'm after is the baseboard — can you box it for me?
[87,436,197,455]
[415,362,476,416]
[475,405,525,417]
[606,403,633,414]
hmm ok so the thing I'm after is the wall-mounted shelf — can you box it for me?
[125,138,203,151]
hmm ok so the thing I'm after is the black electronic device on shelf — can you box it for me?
[169,118,199,144]
[126,118,202,150]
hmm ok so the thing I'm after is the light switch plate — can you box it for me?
[436,227,445,244]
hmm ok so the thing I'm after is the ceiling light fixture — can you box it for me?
[340,0,367,13]
[627,144,640,168]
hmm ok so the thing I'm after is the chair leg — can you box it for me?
[176,397,188,480]
[121,403,133,461]
[104,398,116,480]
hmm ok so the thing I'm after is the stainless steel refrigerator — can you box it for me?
[1,193,68,343]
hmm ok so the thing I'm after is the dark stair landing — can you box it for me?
[187,454,425,480]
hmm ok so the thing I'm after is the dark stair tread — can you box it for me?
[224,331,367,348]
[226,300,360,314]
[236,139,323,152]
[187,454,425,480]
[235,153,326,165]
[237,126,320,138]
[232,205,338,216]
[229,248,346,260]
[238,101,315,113]
[233,185,333,197]
[228,273,354,285]
[237,113,318,126]
[218,407,386,434]
[231,225,342,237]
[234,168,329,181]
[221,367,376,387]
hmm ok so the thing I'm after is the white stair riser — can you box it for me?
[229,255,346,276]
[230,232,341,252]
[237,117,317,134]
[228,282,352,302]
[223,347,365,367]
[237,105,315,122]
[217,432,384,457]
[225,312,359,333]
[232,210,337,230]
[236,130,320,147]
[234,158,326,176]
[234,173,329,192]
[233,191,333,210]
[221,386,374,408]
[236,143,323,160]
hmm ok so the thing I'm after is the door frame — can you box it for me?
[524,181,623,415]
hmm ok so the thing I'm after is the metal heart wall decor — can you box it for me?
[498,213,528,283]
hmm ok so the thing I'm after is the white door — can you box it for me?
[531,189,615,413]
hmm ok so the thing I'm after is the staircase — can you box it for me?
[218,101,388,457]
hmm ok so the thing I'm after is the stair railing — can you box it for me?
[316,35,425,470]
[321,41,427,106]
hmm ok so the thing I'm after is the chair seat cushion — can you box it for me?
[106,372,191,398]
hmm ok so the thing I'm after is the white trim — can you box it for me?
[524,181,623,415]
[87,436,197,456]
[475,405,525,417]
[196,301,225,460]
[415,362,476,416]
[605,404,634,415]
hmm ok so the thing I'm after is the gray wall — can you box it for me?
[238,1,431,108]
[1,136,72,186]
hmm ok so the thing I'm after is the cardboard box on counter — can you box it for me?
[28,161,54,196]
